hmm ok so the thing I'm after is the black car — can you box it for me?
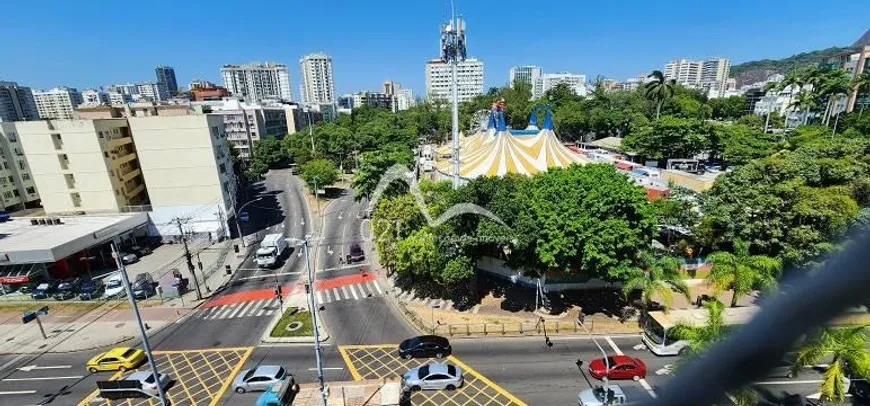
[52,279,81,300]
[127,245,153,257]
[18,277,46,294]
[398,335,451,360]
[346,243,365,263]
[78,279,105,300]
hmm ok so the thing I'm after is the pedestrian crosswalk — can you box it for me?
[316,280,383,304]
[196,298,282,320]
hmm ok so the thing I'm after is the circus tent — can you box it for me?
[434,104,592,180]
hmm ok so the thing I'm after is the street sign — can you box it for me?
[36,306,49,316]
[22,311,36,324]
[316,189,326,195]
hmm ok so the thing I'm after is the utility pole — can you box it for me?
[308,110,316,156]
[174,217,203,301]
[300,236,327,406]
[111,242,168,406]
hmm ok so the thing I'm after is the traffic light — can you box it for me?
[304,283,311,294]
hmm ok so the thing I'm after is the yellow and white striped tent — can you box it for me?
[434,128,591,179]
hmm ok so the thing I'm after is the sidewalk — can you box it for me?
[0,239,250,354]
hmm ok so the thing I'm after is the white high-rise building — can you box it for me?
[425,58,485,102]
[299,53,336,105]
[701,58,731,98]
[220,62,292,102]
[135,82,168,102]
[664,59,704,86]
[509,66,542,87]
[533,73,587,99]
[81,89,110,105]
[396,88,415,112]
[32,87,84,119]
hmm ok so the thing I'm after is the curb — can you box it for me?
[260,304,330,344]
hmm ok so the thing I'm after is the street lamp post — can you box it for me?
[234,197,263,247]
[577,313,611,395]
[292,235,327,406]
[110,242,168,405]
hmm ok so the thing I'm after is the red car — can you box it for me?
[588,355,647,381]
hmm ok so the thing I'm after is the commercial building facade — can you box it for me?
[425,58,484,102]
[32,87,84,119]
[299,53,336,105]
[0,82,39,122]
[0,123,40,211]
[509,66,542,87]
[221,62,292,102]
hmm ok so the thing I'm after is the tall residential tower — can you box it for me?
[155,65,179,96]
[299,53,336,105]
[221,62,292,102]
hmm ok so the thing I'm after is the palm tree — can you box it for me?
[622,253,690,318]
[644,70,676,119]
[779,70,805,125]
[671,299,759,405]
[790,90,819,125]
[853,71,870,116]
[818,68,852,126]
[706,240,781,308]
[794,326,870,404]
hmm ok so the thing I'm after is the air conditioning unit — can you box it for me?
[37,218,47,225]
[30,219,39,226]
[52,218,63,225]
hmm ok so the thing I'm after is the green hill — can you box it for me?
[730,46,853,87]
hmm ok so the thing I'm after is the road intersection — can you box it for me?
[0,170,852,406]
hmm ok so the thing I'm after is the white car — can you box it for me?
[121,252,138,264]
[127,371,171,397]
[103,274,127,299]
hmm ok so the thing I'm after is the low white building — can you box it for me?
[81,89,110,106]
[533,73,587,99]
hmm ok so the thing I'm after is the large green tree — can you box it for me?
[371,194,426,273]
[350,144,415,201]
[622,116,712,161]
[709,96,747,121]
[299,158,339,193]
[246,135,288,178]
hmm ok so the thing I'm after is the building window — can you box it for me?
[211,126,219,139]
[8,133,16,142]
[22,173,30,180]
[3,191,12,199]
[104,151,109,158]
[219,163,227,174]
[26,187,35,195]
[7,176,12,183]
[12,189,19,197]
[18,161,25,170]
[0,177,6,185]
[2,162,8,170]
[98,131,104,138]
[53,134,62,141]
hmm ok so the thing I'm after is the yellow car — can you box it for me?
[86,347,145,373]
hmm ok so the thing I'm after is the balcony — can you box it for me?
[124,183,145,197]
[111,152,137,166]
[106,135,133,149]
[119,168,141,182]
[52,137,64,151]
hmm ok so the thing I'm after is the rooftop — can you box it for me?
[0,213,148,264]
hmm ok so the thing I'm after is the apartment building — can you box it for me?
[509,66,542,87]
[300,53,336,105]
[32,87,84,119]
[0,81,39,122]
[155,65,178,96]
[664,59,703,86]
[353,91,393,110]
[825,45,870,113]
[15,118,148,213]
[198,99,288,161]
[425,58,484,102]
[221,62,292,102]
[81,89,110,106]
[0,123,40,211]
[533,73,587,99]
[128,114,234,236]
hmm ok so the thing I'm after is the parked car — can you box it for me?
[86,347,145,372]
[127,245,153,257]
[103,273,127,299]
[233,365,288,394]
[766,355,800,379]
[31,281,59,299]
[398,335,451,360]
[52,279,81,300]
[126,371,171,397]
[587,356,647,381]
[120,252,138,264]
[78,279,105,300]
[402,363,463,391]
[346,243,365,263]
[19,277,46,294]
[0,211,10,222]
[132,273,155,299]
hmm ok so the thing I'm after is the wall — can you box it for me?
[129,114,234,236]
[15,120,124,213]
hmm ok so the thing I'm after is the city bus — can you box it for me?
[643,305,869,356]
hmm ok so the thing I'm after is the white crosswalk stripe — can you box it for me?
[198,298,281,321]
[316,281,385,304]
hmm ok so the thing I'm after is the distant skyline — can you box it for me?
[0,0,867,101]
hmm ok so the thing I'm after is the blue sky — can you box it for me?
[1,0,867,100]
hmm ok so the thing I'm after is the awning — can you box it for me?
[0,263,46,284]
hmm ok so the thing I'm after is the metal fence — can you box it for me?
[430,319,612,337]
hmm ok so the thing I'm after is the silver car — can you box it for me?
[233,365,287,394]
[402,363,463,391]
[126,371,171,397]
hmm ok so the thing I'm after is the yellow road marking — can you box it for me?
[200,351,223,387]
[153,346,253,354]
[181,352,214,398]
[338,346,363,380]
[448,356,527,406]
[208,347,253,406]
[337,344,399,350]
[164,353,196,405]
[76,370,125,406]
